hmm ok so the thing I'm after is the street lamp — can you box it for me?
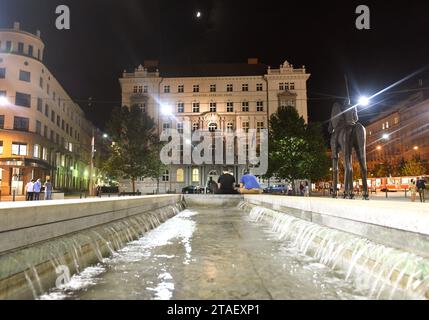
[414,146,419,151]
[382,133,390,140]
[0,96,9,106]
[358,96,370,107]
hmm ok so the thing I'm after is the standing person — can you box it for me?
[207,177,218,194]
[44,179,53,200]
[239,170,262,194]
[33,178,42,201]
[299,183,305,196]
[416,177,426,203]
[217,169,238,194]
[25,179,35,201]
[304,181,310,197]
[409,179,417,202]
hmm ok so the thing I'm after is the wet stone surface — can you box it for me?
[42,207,367,300]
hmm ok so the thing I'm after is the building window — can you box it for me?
[192,168,199,182]
[178,85,184,93]
[39,77,44,89]
[177,122,184,134]
[193,85,200,93]
[242,122,249,133]
[385,121,389,129]
[18,42,24,54]
[133,86,138,93]
[42,147,48,161]
[163,122,171,130]
[162,170,169,182]
[226,123,234,132]
[0,68,5,79]
[143,85,148,93]
[178,102,185,113]
[45,104,49,117]
[256,83,263,91]
[19,70,31,82]
[394,117,399,125]
[209,102,217,113]
[208,123,218,132]
[46,83,50,95]
[164,85,171,93]
[257,101,264,112]
[28,45,34,57]
[33,144,40,158]
[227,84,233,92]
[15,92,31,107]
[242,84,249,92]
[0,115,4,129]
[51,110,55,123]
[210,84,216,92]
[6,41,12,52]
[192,123,199,131]
[12,142,27,156]
[257,121,265,132]
[57,115,60,127]
[44,125,48,138]
[176,168,184,183]
[0,141,3,154]
[242,101,249,112]
[290,83,295,90]
[226,102,234,112]
[192,102,200,113]
[279,83,284,90]
[36,120,42,135]
[13,117,29,131]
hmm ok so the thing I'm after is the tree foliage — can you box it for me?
[102,105,162,192]
[267,106,330,184]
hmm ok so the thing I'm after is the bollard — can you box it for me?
[80,193,82,199]
[12,189,16,202]
[405,189,407,198]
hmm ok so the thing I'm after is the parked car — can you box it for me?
[263,184,288,194]
[182,186,205,194]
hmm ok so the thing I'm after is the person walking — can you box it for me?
[25,179,35,201]
[416,177,426,203]
[299,183,305,196]
[239,170,262,194]
[44,179,53,200]
[33,178,42,201]
[304,181,310,197]
[409,179,417,202]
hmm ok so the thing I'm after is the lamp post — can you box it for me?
[88,128,95,196]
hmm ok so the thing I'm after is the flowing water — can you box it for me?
[34,203,418,301]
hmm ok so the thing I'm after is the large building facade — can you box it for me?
[0,22,94,196]
[366,91,429,173]
[120,59,310,193]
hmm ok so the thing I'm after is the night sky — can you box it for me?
[1,0,429,130]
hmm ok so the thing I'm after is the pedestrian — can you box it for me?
[207,177,218,194]
[25,179,35,201]
[409,179,417,202]
[33,178,42,201]
[299,183,305,196]
[239,170,262,194]
[304,181,310,197]
[416,177,426,203]
[44,179,53,200]
[217,168,238,194]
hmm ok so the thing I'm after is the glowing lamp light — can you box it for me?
[196,11,202,18]
[0,96,9,106]
[376,146,382,151]
[358,96,370,107]
[414,146,419,150]
[382,134,390,140]
[161,104,173,116]
[103,133,109,139]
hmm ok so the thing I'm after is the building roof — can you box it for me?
[155,63,269,78]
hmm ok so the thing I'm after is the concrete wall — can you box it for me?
[244,195,429,258]
[0,195,182,254]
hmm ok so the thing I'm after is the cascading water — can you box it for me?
[0,202,185,300]
[239,202,429,300]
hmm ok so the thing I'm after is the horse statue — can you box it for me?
[328,100,369,200]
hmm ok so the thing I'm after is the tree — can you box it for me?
[267,106,330,191]
[401,157,426,176]
[103,105,161,192]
